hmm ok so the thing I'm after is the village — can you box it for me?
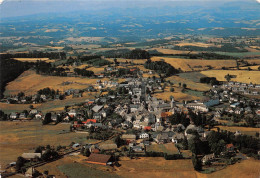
[1,73,259,177]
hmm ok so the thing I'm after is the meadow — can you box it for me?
[13,58,54,63]
[151,57,237,72]
[4,70,118,96]
[201,70,260,84]
[0,121,97,166]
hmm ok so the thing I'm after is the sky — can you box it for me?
[0,0,259,17]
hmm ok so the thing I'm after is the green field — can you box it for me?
[58,163,119,178]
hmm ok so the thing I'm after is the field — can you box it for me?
[0,93,100,114]
[146,143,179,154]
[201,70,260,84]
[151,57,237,72]
[13,58,54,63]
[176,42,220,48]
[0,121,98,166]
[116,157,199,178]
[154,86,201,102]
[213,126,260,137]
[116,156,260,178]
[150,48,198,55]
[4,70,119,96]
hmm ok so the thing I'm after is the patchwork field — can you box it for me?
[4,70,119,96]
[151,57,237,72]
[0,121,97,166]
[201,70,260,84]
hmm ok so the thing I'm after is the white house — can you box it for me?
[139,132,149,139]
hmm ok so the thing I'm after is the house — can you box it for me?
[9,112,18,119]
[201,154,215,164]
[29,109,38,115]
[22,153,41,161]
[93,113,102,120]
[86,154,112,166]
[172,133,185,143]
[155,133,169,144]
[25,167,37,178]
[130,104,140,113]
[68,109,77,117]
[92,105,104,113]
[226,144,235,152]
[122,134,136,142]
[72,143,80,149]
[132,146,143,152]
[19,113,27,119]
[35,113,43,119]
[139,132,149,139]
[121,121,133,129]
[99,143,117,151]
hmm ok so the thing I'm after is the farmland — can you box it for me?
[4,70,118,96]
[0,121,98,166]
[201,70,260,84]
[151,57,237,72]
[213,126,260,137]
[13,58,54,63]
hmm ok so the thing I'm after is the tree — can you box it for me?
[182,83,187,89]
[29,105,34,109]
[115,135,125,147]
[179,82,181,87]
[191,154,202,171]
[16,156,25,171]
[42,113,52,125]
[170,87,174,92]
[225,74,231,82]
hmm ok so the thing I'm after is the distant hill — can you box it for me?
[0,0,259,42]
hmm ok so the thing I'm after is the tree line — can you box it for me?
[144,60,180,77]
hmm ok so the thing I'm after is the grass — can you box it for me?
[0,121,99,166]
[151,56,237,72]
[116,157,198,178]
[146,143,179,155]
[200,70,260,84]
[215,51,260,57]
[4,70,114,96]
[154,87,201,102]
[0,93,99,114]
[213,126,259,137]
[58,162,119,178]
[13,58,54,63]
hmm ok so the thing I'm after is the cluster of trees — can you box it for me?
[79,55,101,62]
[97,49,150,59]
[38,87,58,96]
[0,58,33,98]
[144,60,180,77]
[86,58,112,67]
[153,52,235,60]
[35,61,67,76]
[173,44,248,53]
[200,77,220,85]
[0,52,66,60]
[128,49,150,59]
[74,68,94,77]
